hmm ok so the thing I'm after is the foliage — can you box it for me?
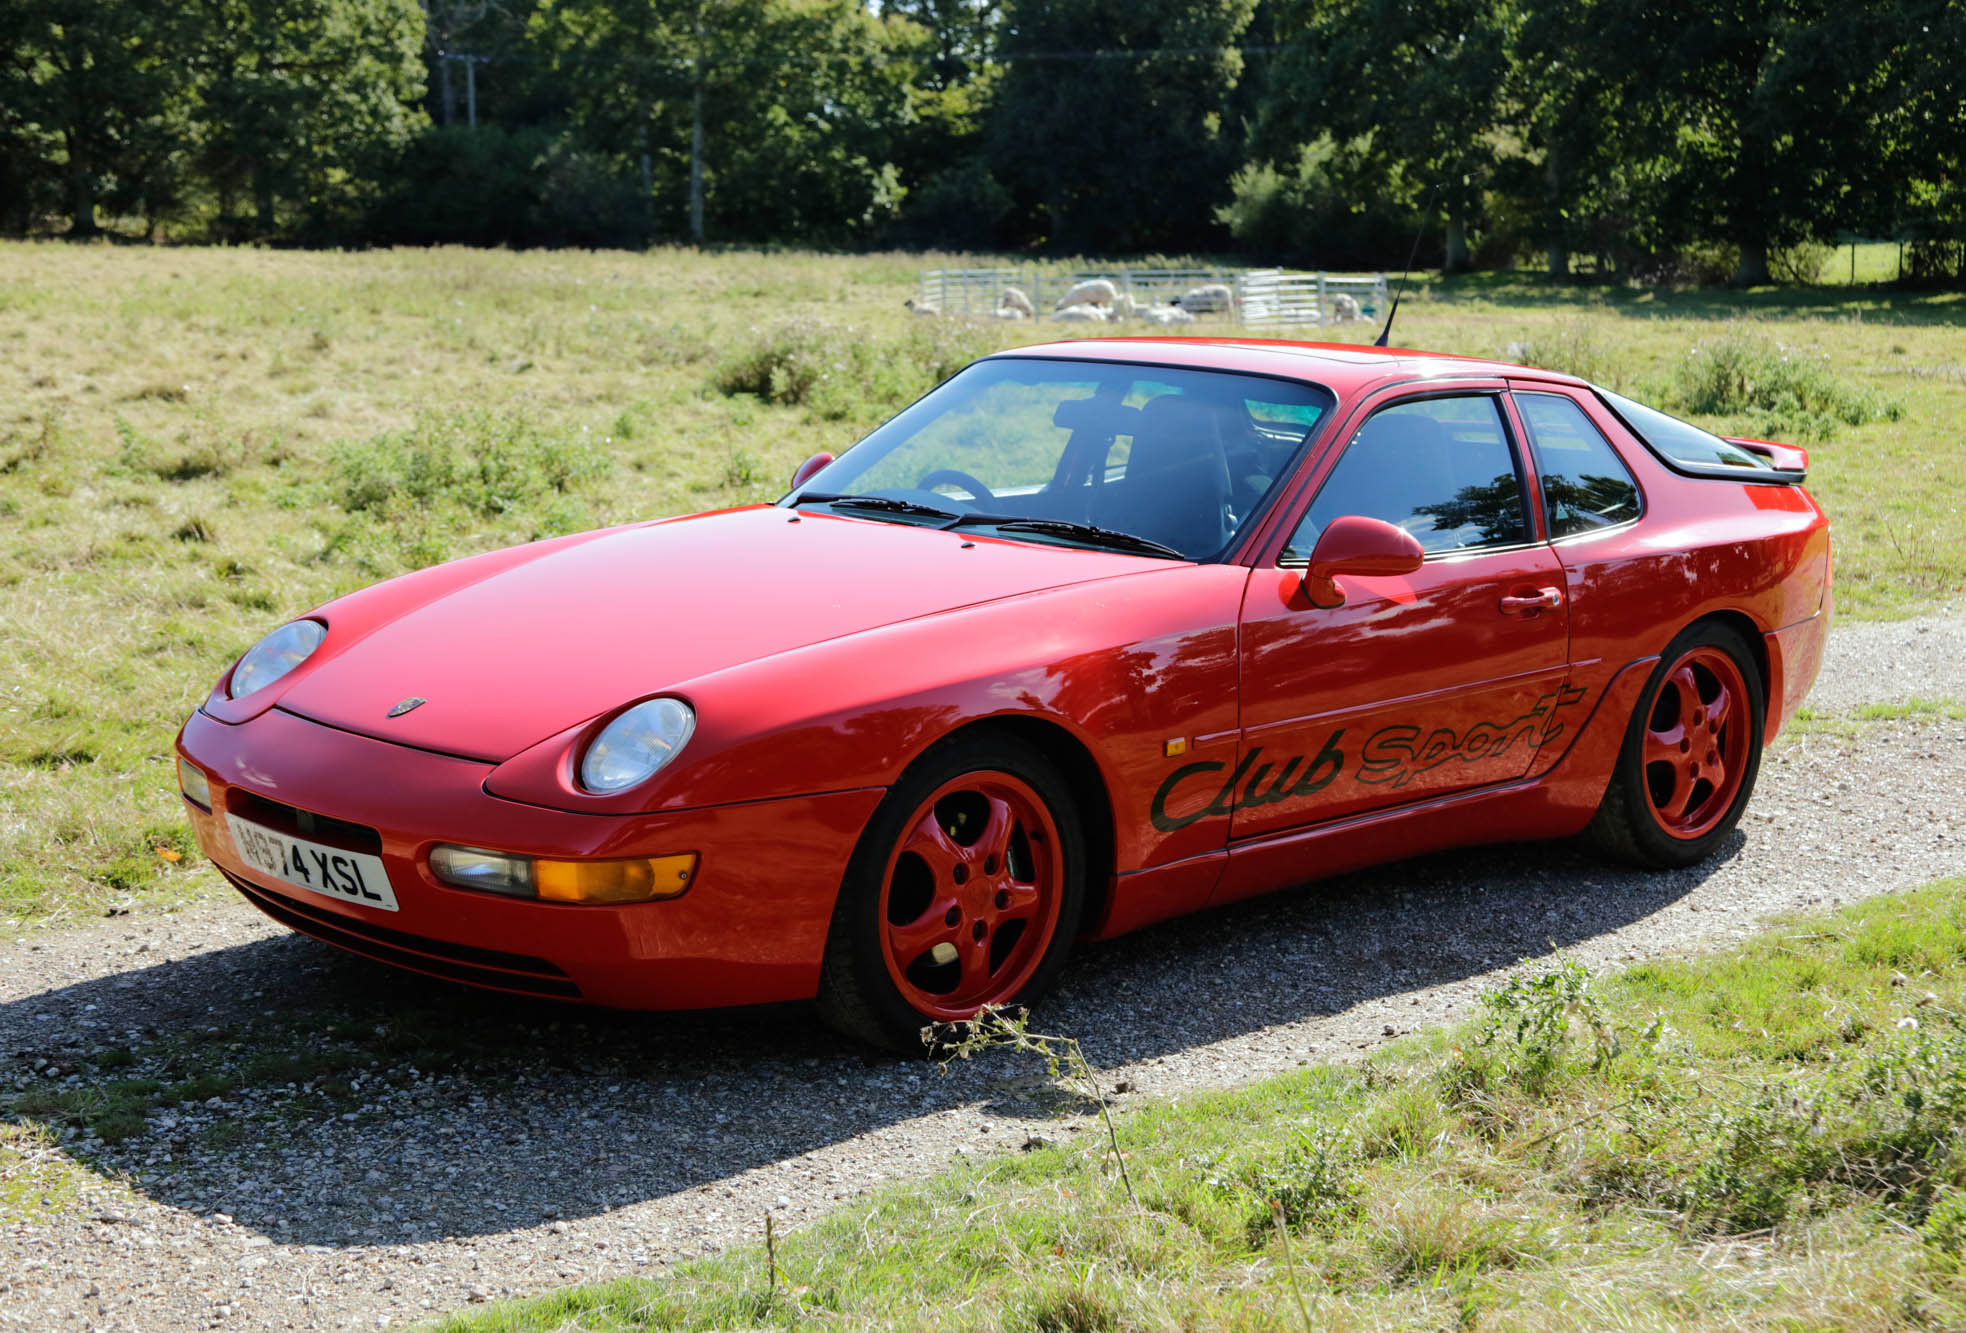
[1500,318,1630,390]
[1667,332,1904,440]
[1,0,1963,270]
[1217,135,1424,269]
[368,125,651,248]
[988,0,1258,253]
[189,0,427,239]
[711,315,1000,420]
[1260,0,1509,272]
[305,408,610,573]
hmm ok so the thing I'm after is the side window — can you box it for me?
[1283,394,1528,559]
[1515,393,1642,538]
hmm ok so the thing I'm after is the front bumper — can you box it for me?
[177,707,884,1009]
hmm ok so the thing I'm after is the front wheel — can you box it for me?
[817,735,1085,1053]
[1586,621,1765,869]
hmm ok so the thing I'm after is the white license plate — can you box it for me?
[225,814,399,912]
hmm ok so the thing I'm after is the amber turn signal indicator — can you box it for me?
[533,853,697,904]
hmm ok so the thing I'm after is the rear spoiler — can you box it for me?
[1723,436,1810,475]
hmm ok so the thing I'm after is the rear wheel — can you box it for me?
[1586,621,1765,869]
[817,735,1086,1053]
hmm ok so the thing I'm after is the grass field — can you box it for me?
[0,242,1962,926]
[441,875,1966,1332]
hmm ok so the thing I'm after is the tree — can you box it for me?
[0,0,188,234]
[883,0,999,90]
[537,0,927,245]
[187,0,426,237]
[988,0,1258,253]
[1581,0,1914,284]
[1261,0,1509,273]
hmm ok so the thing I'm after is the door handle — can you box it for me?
[1499,586,1563,616]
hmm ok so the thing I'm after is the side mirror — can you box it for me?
[1302,515,1425,609]
[789,451,835,491]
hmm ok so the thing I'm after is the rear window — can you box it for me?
[1598,390,1772,471]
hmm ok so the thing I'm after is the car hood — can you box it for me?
[278,505,1166,761]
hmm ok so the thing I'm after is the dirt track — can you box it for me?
[3,612,1962,1331]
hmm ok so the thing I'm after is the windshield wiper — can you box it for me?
[792,491,963,522]
[950,514,1188,560]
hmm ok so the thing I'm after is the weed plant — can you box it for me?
[1669,331,1904,441]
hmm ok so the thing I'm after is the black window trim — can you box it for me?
[1511,388,1647,545]
[1277,386,1538,568]
[1591,388,1807,486]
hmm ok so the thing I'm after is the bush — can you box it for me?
[368,126,652,249]
[1502,320,1628,390]
[886,159,1013,250]
[1217,137,1430,270]
[1667,331,1902,440]
[711,316,1000,422]
[303,409,610,573]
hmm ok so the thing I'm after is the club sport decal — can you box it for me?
[1150,685,1588,833]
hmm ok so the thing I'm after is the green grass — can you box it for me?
[0,243,1962,926]
[439,877,1966,1331]
[1782,696,1966,740]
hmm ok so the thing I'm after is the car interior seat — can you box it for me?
[1091,394,1236,556]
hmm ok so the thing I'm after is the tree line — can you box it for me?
[3,0,1962,282]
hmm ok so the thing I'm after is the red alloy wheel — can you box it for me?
[876,770,1065,1022]
[1640,645,1752,840]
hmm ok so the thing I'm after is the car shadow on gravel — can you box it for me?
[2,834,1723,1249]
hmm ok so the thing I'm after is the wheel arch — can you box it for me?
[924,714,1119,941]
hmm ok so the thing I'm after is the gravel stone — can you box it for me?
[2,612,1962,1331]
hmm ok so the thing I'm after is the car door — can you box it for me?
[1224,387,1577,841]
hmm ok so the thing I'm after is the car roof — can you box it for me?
[985,337,1592,397]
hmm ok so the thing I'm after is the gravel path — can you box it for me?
[4,612,1963,1332]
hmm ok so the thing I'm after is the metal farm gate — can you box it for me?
[916,265,1387,328]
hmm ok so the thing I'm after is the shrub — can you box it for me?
[305,409,610,574]
[368,126,652,250]
[329,410,605,519]
[1675,1026,1966,1234]
[1217,137,1431,270]
[711,316,1000,422]
[1503,319,1628,390]
[1667,331,1902,440]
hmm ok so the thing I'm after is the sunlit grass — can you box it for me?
[440,877,1966,1332]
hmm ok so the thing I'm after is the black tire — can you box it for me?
[816,733,1087,1054]
[1586,620,1766,869]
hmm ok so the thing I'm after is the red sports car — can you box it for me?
[175,338,1830,1049]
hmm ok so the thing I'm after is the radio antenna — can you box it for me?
[1374,183,1440,349]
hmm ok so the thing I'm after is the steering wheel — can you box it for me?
[914,468,998,505]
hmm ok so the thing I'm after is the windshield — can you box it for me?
[784,358,1334,560]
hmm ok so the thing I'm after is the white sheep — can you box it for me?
[999,286,1035,317]
[1329,293,1362,323]
[1178,283,1235,314]
[1138,304,1196,326]
[1110,292,1142,319]
[1055,279,1118,310]
[1051,304,1109,323]
[990,306,1028,321]
[904,296,940,317]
